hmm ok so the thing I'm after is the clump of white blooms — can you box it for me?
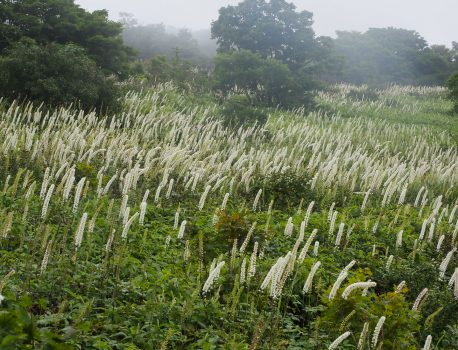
[328,211,338,238]
[304,201,314,227]
[386,255,394,271]
[240,222,256,253]
[357,322,369,350]
[40,240,53,275]
[328,331,351,350]
[173,210,180,229]
[240,258,247,284]
[105,230,115,253]
[412,288,428,311]
[448,268,458,299]
[335,223,345,248]
[74,212,88,250]
[198,185,211,211]
[183,240,190,262]
[313,241,319,256]
[329,271,348,300]
[303,261,321,294]
[419,219,428,240]
[177,220,187,239]
[121,212,139,240]
[284,217,293,237]
[39,167,50,199]
[139,202,147,225]
[396,281,407,293]
[422,335,432,350]
[221,192,230,210]
[165,235,171,248]
[72,177,86,213]
[427,219,436,241]
[119,194,128,218]
[342,281,376,300]
[260,252,292,299]
[41,183,55,218]
[253,189,262,211]
[327,202,336,222]
[361,191,370,212]
[439,248,456,280]
[202,261,225,294]
[396,230,403,249]
[371,316,386,348]
[248,241,258,280]
[298,229,317,262]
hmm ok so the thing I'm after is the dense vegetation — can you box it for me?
[0,0,133,111]
[1,1,458,348]
[0,83,457,349]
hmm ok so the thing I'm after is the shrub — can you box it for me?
[0,39,121,112]
[220,95,268,127]
[445,71,458,114]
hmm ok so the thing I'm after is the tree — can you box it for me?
[0,0,134,111]
[0,0,133,77]
[446,71,458,113]
[211,0,327,108]
[0,39,120,111]
[334,27,458,86]
[211,0,316,70]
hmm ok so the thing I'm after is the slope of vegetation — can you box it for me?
[0,84,457,349]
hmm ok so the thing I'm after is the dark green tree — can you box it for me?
[0,0,133,77]
[211,0,328,108]
[334,27,458,86]
[211,0,316,69]
[446,71,458,113]
[0,39,120,111]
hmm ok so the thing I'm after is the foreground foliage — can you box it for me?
[0,84,457,349]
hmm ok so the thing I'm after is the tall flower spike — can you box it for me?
[303,261,321,294]
[253,189,262,211]
[121,212,139,240]
[177,220,187,239]
[198,185,212,211]
[202,261,225,294]
[41,184,55,218]
[357,322,369,350]
[372,316,386,348]
[329,271,348,300]
[329,331,351,350]
[342,281,376,300]
[412,288,428,311]
[422,335,432,350]
[74,213,88,250]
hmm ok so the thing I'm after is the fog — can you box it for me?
[75,0,457,46]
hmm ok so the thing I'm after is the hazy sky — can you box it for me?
[75,0,457,46]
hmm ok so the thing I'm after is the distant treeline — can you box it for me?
[120,13,216,68]
[123,16,457,88]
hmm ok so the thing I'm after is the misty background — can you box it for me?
[75,0,457,47]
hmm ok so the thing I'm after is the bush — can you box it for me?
[220,95,268,127]
[0,39,121,112]
[445,71,458,114]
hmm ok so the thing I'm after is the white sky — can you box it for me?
[75,0,457,46]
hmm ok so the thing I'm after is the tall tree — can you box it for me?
[211,0,317,69]
[0,0,133,77]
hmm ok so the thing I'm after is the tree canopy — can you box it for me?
[0,0,135,111]
[334,28,458,86]
[0,0,133,77]
[211,0,316,69]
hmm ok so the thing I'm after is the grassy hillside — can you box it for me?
[0,84,457,349]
